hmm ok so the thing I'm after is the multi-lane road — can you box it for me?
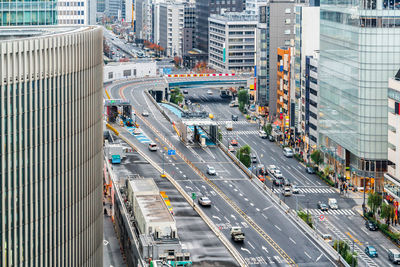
[107,79,338,266]
[185,86,399,267]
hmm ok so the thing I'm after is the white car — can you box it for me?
[273,169,283,179]
[148,143,158,151]
[142,110,150,117]
[207,90,213,95]
[258,130,267,139]
[207,165,216,175]
[267,165,277,175]
[292,185,299,194]
[198,197,212,206]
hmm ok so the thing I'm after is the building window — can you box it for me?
[285,19,291,24]
[108,72,113,79]
[285,8,291,13]
[284,29,291,35]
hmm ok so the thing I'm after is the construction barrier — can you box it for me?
[166,73,236,78]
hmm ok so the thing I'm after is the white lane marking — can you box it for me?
[247,241,255,250]
[263,206,273,211]
[183,175,187,178]
[304,251,312,259]
[234,188,238,192]
[274,225,281,231]
[169,159,172,162]
[231,214,237,220]
[239,193,243,197]
[224,216,230,223]
[214,206,220,212]
[212,216,221,221]
[256,208,260,212]
[262,246,269,253]
[179,171,183,174]
[241,247,251,254]
[175,167,179,170]
[289,237,296,244]
[316,253,323,262]
[244,198,249,201]
[262,214,268,220]
[172,163,175,166]
[185,186,193,190]
[250,203,254,206]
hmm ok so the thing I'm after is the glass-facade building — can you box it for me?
[256,4,270,108]
[0,0,57,26]
[319,0,400,190]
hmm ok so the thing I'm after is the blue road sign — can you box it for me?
[168,149,176,155]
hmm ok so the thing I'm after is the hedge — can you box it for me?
[365,213,400,244]
[316,170,335,187]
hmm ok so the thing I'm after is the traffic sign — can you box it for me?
[319,215,325,221]
[191,193,196,200]
[168,149,176,155]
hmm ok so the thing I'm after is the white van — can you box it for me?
[225,122,233,131]
[283,147,294,157]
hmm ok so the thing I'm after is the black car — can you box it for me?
[268,135,275,142]
[318,202,328,211]
[366,220,378,231]
[306,167,315,174]
[232,115,238,121]
[183,89,188,94]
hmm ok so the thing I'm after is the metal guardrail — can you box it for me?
[115,126,248,267]
[217,141,352,267]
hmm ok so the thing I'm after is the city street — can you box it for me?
[107,80,337,266]
[184,86,399,267]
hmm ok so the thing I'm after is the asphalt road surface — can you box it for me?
[107,80,336,266]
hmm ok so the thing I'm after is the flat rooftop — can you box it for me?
[0,26,97,41]
[136,195,174,223]
[129,179,159,194]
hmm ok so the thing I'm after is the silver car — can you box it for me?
[198,196,212,206]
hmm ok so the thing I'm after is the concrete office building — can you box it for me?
[256,0,295,119]
[135,0,153,40]
[208,12,257,72]
[256,4,269,108]
[0,26,104,266]
[384,72,400,202]
[58,0,97,25]
[245,0,267,15]
[183,4,196,56]
[302,53,319,150]
[196,0,245,53]
[158,2,185,57]
[319,0,400,190]
[0,0,58,25]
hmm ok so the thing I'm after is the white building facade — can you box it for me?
[0,26,104,266]
[104,61,158,82]
[208,12,257,72]
[58,0,97,25]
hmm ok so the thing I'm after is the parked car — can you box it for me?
[388,249,400,264]
[317,202,328,211]
[365,246,378,258]
[283,147,294,157]
[268,135,275,142]
[232,115,238,121]
[292,185,299,194]
[207,165,216,175]
[365,220,378,231]
[198,196,212,206]
[305,166,315,174]
[230,139,238,146]
[148,143,158,151]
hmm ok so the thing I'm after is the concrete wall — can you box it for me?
[104,61,157,82]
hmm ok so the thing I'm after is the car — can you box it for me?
[230,139,238,146]
[142,110,150,117]
[182,89,188,94]
[148,143,158,151]
[207,165,216,175]
[225,122,233,131]
[317,202,328,211]
[273,178,284,186]
[257,164,265,175]
[250,154,257,163]
[207,90,213,95]
[322,234,333,244]
[198,196,212,206]
[283,147,294,157]
[292,185,299,194]
[231,115,238,121]
[268,135,275,142]
[258,130,267,138]
[228,145,235,153]
[388,249,400,264]
[365,246,378,258]
[249,104,256,111]
[306,167,315,174]
[365,220,378,231]
[273,169,283,179]
[229,101,238,107]
[267,165,277,175]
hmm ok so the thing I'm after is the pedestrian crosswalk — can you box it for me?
[302,208,356,216]
[216,120,249,125]
[222,130,259,136]
[274,187,336,194]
